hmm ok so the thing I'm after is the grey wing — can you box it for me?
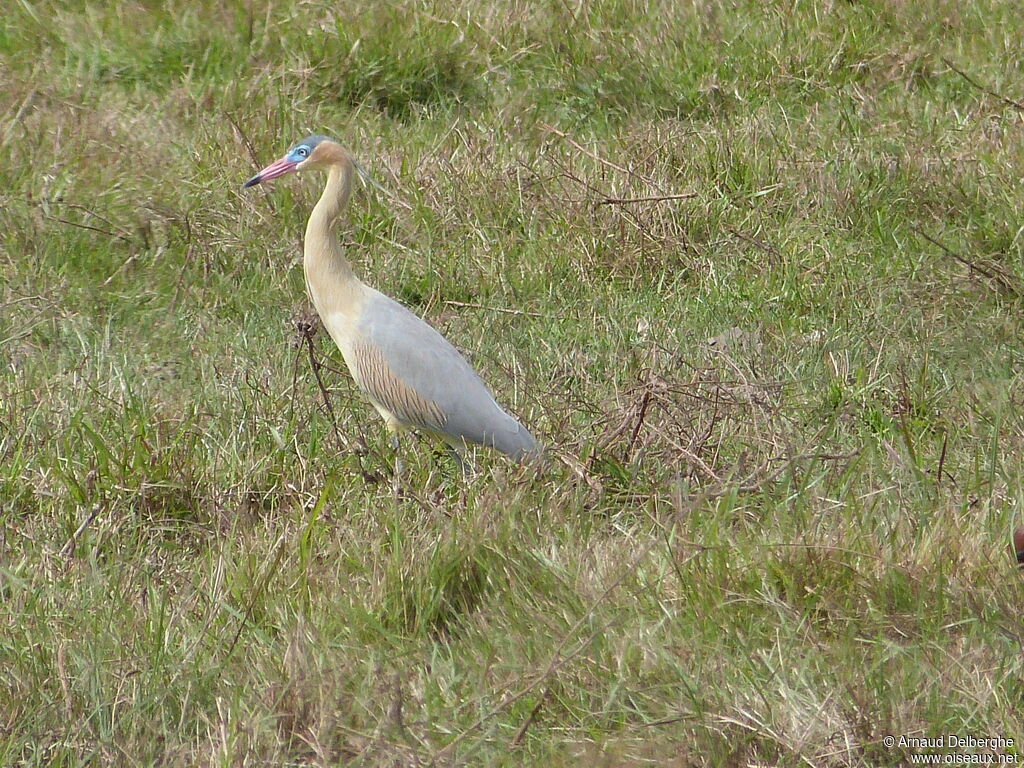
[354,292,540,459]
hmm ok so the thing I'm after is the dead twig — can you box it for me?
[691,448,860,502]
[936,431,950,485]
[443,300,550,319]
[1,87,37,148]
[554,160,662,240]
[60,505,101,558]
[661,435,724,483]
[169,211,194,314]
[296,317,378,481]
[223,534,287,660]
[915,227,1022,297]
[45,215,134,245]
[56,643,74,719]
[726,226,782,261]
[300,320,354,455]
[941,56,1024,111]
[0,295,46,310]
[510,687,550,748]
[102,249,151,287]
[596,193,697,206]
[637,714,692,728]
[542,123,664,191]
[625,386,654,461]
[45,200,136,240]
[227,113,260,168]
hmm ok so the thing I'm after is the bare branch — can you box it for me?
[509,687,549,748]
[45,215,134,245]
[915,226,1022,297]
[542,123,664,191]
[443,300,551,319]
[60,505,101,558]
[596,193,697,206]
[941,56,1024,111]
[726,226,782,261]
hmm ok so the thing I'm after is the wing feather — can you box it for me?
[350,291,540,459]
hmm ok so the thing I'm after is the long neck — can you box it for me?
[303,159,363,314]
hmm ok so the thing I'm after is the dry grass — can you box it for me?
[3,1,1024,766]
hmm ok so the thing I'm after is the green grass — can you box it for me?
[3,0,1024,765]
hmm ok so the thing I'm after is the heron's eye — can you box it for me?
[297,147,309,158]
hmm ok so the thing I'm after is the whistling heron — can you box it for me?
[244,135,541,470]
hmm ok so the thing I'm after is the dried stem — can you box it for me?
[444,299,550,319]
[941,56,1024,111]
[60,505,101,558]
[596,193,697,206]
[915,227,1021,297]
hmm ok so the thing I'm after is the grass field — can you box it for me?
[3,1,1024,765]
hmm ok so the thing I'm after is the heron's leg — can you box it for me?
[445,442,469,478]
[383,416,404,495]
[391,433,404,477]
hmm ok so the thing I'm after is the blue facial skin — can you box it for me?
[287,135,332,163]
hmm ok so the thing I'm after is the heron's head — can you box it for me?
[243,135,347,188]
